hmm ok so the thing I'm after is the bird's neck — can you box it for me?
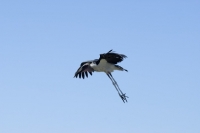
[96,59,100,65]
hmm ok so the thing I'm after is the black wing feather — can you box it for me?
[74,61,94,79]
[85,72,88,78]
[82,72,85,79]
[78,73,81,78]
[100,50,127,64]
[89,72,92,76]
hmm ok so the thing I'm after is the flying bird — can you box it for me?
[74,50,128,103]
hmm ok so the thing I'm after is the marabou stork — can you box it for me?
[74,50,128,102]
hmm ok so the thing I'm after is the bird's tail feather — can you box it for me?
[115,65,128,72]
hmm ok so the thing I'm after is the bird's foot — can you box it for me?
[119,93,128,103]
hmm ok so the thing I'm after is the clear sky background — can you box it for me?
[0,0,200,133]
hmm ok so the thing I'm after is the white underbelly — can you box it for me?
[91,59,115,72]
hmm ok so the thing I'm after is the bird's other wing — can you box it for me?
[80,59,98,66]
[74,61,94,79]
[100,50,127,64]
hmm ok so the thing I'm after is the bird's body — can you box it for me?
[90,59,123,73]
[74,50,128,102]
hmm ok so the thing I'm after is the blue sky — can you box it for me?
[0,0,200,133]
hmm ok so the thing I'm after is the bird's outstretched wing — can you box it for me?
[74,61,94,79]
[100,49,127,64]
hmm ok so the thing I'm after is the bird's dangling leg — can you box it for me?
[109,73,128,102]
[110,74,123,94]
[107,73,128,103]
[107,74,121,95]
